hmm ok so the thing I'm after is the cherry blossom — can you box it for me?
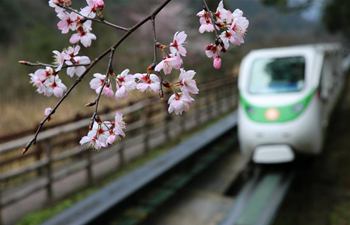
[81,0,105,18]
[134,73,160,93]
[205,43,223,59]
[29,68,49,95]
[66,56,91,77]
[52,50,66,71]
[79,121,109,149]
[215,1,233,28]
[44,107,53,117]
[219,31,233,50]
[168,92,194,115]
[104,113,126,145]
[89,73,114,97]
[197,9,215,33]
[57,12,80,34]
[51,76,67,97]
[29,67,67,97]
[64,45,80,60]
[49,0,72,7]
[49,0,71,14]
[219,10,249,48]
[114,112,126,137]
[80,111,126,148]
[61,45,91,77]
[178,69,199,95]
[69,20,97,47]
[52,46,91,75]
[115,69,137,99]
[230,9,249,46]
[155,54,183,75]
[170,31,187,57]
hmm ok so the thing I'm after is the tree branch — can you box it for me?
[23,0,174,154]
[151,16,158,65]
[92,47,116,122]
[19,60,91,69]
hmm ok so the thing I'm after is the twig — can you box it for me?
[151,16,158,65]
[19,61,55,68]
[92,47,116,122]
[58,5,129,32]
[23,0,174,154]
[150,16,164,98]
[19,61,91,69]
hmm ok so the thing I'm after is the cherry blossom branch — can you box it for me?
[58,4,129,32]
[151,17,158,65]
[150,16,165,98]
[23,0,174,154]
[92,47,116,121]
[19,60,90,69]
[19,61,55,68]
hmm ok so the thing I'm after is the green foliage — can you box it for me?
[260,0,350,40]
[260,0,311,11]
[0,0,22,43]
[261,0,288,7]
[330,201,350,225]
[16,190,96,225]
[323,0,350,40]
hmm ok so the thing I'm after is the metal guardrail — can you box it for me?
[0,77,237,225]
[41,112,238,225]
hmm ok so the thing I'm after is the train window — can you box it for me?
[248,56,306,94]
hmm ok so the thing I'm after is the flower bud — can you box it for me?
[213,56,222,70]
[94,0,105,10]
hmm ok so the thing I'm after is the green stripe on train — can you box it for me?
[240,90,315,123]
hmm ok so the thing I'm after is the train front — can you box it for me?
[238,48,322,164]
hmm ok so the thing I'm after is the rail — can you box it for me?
[0,76,237,225]
[219,168,295,225]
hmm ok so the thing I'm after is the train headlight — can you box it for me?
[265,108,280,121]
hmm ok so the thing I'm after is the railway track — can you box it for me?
[40,112,294,225]
[220,166,295,225]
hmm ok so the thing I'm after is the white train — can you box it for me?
[238,44,346,164]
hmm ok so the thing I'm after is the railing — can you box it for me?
[0,76,237,225]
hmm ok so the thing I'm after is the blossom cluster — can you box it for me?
[29,45,91,99]
[89,69,161,98]
[197,1,249,69]
[30,67,67,97]
[88,31,198,116]
[30,0,98,98]
[154,31,199,115]
[79,112,126,149]
[49,0,101,47]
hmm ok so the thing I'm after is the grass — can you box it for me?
[330,201,350,225]
[16,110,233,225]
[0,89,150,137]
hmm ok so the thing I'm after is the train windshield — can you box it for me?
[248,56,305,94]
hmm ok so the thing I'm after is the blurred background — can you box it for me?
[0,0,349,225]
